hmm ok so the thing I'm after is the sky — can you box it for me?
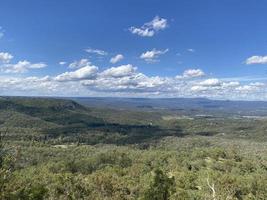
[0,0,267,100]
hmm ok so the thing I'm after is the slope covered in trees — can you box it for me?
[0,97,266,199]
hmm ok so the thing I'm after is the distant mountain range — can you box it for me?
[69,97,267,116]
[2,96,267,116]
[1,96,267,144]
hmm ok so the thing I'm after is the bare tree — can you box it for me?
[207,175,216,200]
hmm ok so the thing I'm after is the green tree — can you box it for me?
[0,129,16,199]
[143,169,175,200]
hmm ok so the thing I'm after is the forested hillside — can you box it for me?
[0,97,266,199]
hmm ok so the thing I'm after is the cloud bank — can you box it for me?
[1,62,266,100]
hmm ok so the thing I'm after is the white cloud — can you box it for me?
[188,77,266,99]
[55,65,98,82]
[190,79,221,93]
[140,48,168,62]
[69,59,91,69]
[110,54,124,64]
[100,64,136,78]
[82,72,168,94]
[0,75,88,96]
[235,82,265,93]
[81,68,266,99]
[1,62,266,100]
[129,28,154,37]
[1,60,46,73]
[129,16,168,37]
[0,52,13,63]
[148,16,168,31]
[198,78,221,87]
[59,61,67,65]
[182,69,205,78]
[0,52,46,73]
[221,81,240,88]
[85,48,108,56]
[236,85,260,92]
[245,55,267,64]
[191,85,207,92]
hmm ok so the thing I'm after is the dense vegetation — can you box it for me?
[0,97,266,199]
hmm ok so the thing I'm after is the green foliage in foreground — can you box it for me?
[143,169,175,200]
[1,137,266,200]
[0,97,266,199]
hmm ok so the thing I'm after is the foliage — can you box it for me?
[0,97,266,199]
[143,169,175,200]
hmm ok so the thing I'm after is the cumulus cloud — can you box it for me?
[236,85,254,92]
[72,66,266,99]
[191,85,207,92]
[0,52,46,73]
[82,72,168,94]
[110,54,124,64]
[0,75,89,96]
[0,52,13,63]
[187,77,266,99]
[129,16,168,37]
[245,55,267,64]
[100,64,136,78]
[140,48,168,62]
[1,60,46,73]
[236,82,265,92]
[85,48,108,56]
[55,65,98,81]
[176,69,205,79]
[190,79,221,92]
[221,81,240,88]
[1,62,266,100]
[129,28,154,37]
[69,59,91,69]
[198,78,221,87]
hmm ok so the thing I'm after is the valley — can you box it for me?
[0,97,266,199]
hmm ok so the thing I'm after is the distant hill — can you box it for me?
[0,97,176,144]
[1,96,266,144]
[0,96,103,126]
[70,97,267,116]
[0,97,106,142]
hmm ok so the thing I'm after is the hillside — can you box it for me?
[0,97,267,199]
[1,96,267,144]
[0,97,178,144]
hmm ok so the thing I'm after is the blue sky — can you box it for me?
[0,0,267,99]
